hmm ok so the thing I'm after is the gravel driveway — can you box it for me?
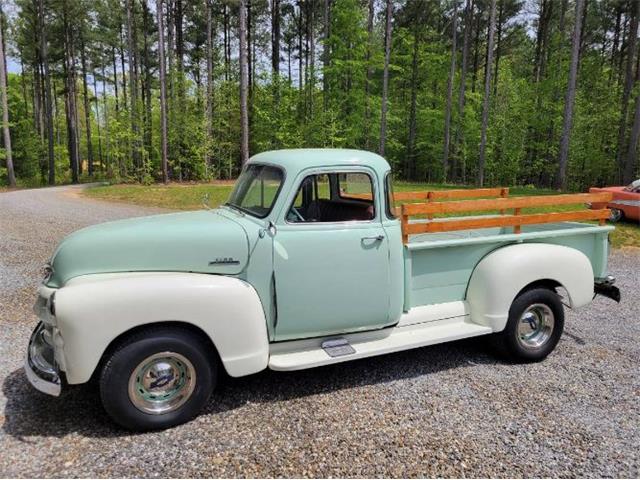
[1,185,639,478]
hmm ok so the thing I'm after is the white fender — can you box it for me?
[55,272,269,384]
[466,243,594,332]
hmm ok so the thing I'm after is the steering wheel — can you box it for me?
[290,207,305,222]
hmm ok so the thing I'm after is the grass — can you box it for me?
[84,181,640,249]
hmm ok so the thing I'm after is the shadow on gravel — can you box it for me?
[3,337,495,438]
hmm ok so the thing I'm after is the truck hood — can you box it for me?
[47,210,249,287]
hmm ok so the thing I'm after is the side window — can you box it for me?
[338,173,373,201]
[287,172,375,223]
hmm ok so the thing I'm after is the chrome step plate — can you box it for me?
[321,338,356,358]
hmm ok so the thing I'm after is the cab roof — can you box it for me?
[248,149,391,175]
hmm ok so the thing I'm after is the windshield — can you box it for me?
[225,164,284,218]
[624,179,640,193]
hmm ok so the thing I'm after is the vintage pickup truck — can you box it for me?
[26,149,621,430]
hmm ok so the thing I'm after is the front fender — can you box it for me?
[466,243,594,332]
[55,272,269,384]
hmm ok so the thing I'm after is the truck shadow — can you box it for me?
[2,337,496,439]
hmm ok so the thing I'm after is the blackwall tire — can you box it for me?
[494,288,565,362]
[99,326,216,431]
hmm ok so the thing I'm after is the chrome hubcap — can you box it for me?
[517,303,555,349]
[128,352,196,414]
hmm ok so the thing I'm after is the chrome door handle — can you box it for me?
[361,235,385,242]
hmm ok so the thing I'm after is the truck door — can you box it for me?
[273,170,392,340]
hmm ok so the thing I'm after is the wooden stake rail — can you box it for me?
[394,187,508,202]
[345,187,509,202]
[400,192,613,243]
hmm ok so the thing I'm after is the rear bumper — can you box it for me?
[594,275,621,303]
[25,322,62,397]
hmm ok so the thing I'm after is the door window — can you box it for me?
[287,172,375,223]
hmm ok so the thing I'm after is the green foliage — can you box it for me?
[3,0,639,190]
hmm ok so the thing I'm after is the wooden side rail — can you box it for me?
[393,187,508,202]
[343,187,509,202]
[400,192,613,243]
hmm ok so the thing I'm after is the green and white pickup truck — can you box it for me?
[26,149,621,430]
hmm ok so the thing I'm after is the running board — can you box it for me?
[268,316,492,371]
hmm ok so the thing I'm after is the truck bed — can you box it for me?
[403,220,613,309]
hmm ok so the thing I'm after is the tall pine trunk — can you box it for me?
[157,0,169,183]
[0,13,15,187]
[125,0,140,173]
[406,26,419,180]
[239,0,250,166]
[442,1,458,181]
[62,0,79,183]
[364,0,374,149]
[454,0,473,182]
[38,0,55,185]
[379,0,393,157]
[323,0,331,112]
[477,0,497,187]
[80,40,94,176]
[205,0,214,171]
[616,0,639,180]
[624,89,640,183]
[556,0,585,190]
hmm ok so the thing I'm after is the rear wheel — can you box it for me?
[494,288,565,362]
[609,208,624,223]
[99,326,216,430]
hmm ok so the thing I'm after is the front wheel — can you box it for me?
[99,326,216,430]
[494,288,565,362]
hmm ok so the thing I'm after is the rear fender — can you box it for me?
[466,243,594,332]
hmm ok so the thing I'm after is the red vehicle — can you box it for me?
[590,180,640,222]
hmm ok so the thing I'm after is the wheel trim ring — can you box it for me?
[127,351,196,415]
[517,303,555,349]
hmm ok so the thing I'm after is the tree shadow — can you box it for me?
[3,337,497,439]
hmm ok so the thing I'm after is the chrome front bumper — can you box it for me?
[25,322,62,396]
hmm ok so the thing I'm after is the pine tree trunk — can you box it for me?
[379,0,393,157]
[471,9,481,93]
[492,0,503,95]
[80,40,94,176]
[443,1,458,181]
[239,0,250,166]
[454,0,473,182]
[205,0,214,172]
[119,26,128,109]
[92,71,103,166]
[112,47,119,113]
[624,89,640,183]
[616,0,639,180]
[556,0,585,190]
[0,13,15,187]
[125,0,140,172]
[272,0,281,76]
[322,0,331,111]
[62,0,79,183]
[363,0,373,149]
[157,0,169,183]
[406,26,419,180]
[477,0,497,187]
[101,64,111,173]
[36,0,55,185]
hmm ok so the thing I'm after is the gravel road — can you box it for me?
[1,185,639,478]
